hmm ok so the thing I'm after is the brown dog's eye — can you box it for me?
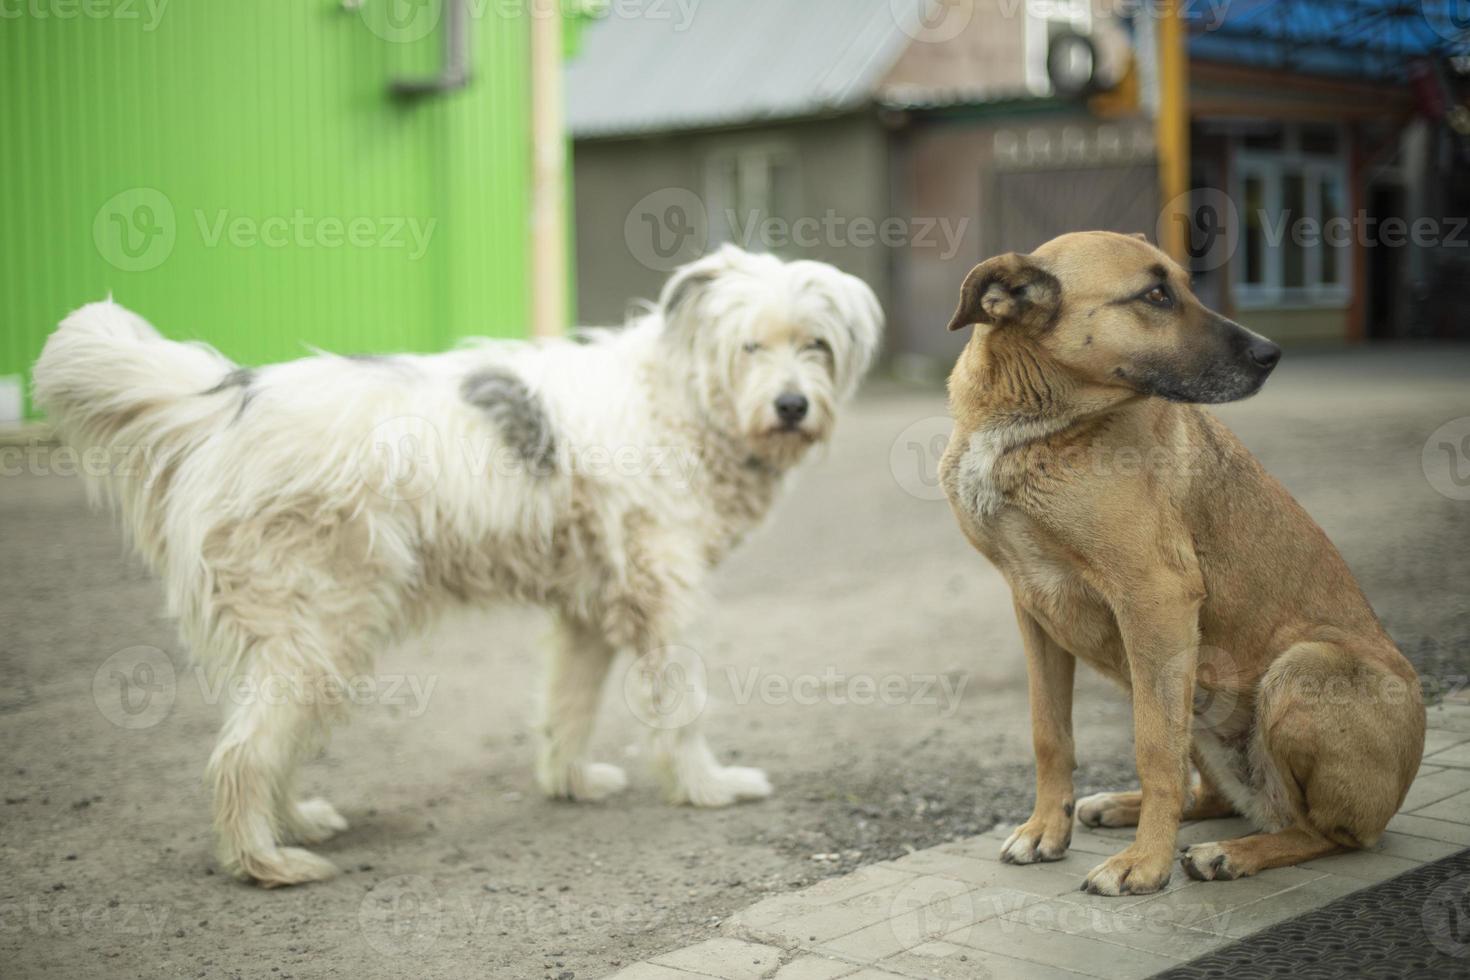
[1143,285,1172,308]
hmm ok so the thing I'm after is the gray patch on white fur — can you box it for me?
[204,367,253,392]
[344,353,418,369]
[345,353,427,377]
[201,367,255,420]
[461,367,556,475]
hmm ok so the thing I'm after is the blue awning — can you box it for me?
[1189,0,1466,80]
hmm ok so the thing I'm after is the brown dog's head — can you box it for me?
[947,231,1281,404]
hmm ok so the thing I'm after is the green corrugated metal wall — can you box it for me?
[2,1,539,417]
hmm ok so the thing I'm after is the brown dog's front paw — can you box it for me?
[1075,791,1141,829]
[1081,846,1172,896]
[1000,807,1073,864]
[1180,842,1248,881]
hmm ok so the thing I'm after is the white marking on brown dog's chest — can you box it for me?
[954,418,1066,519]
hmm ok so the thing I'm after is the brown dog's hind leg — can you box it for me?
[1180,826,1340,880]
[1183,641,1423,881]
[1266,642,1422,844]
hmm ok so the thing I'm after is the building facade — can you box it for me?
[568,0,1469,371]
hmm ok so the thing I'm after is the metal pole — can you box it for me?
[530,0,568,338]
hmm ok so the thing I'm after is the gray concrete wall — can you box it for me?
[571,116,891,332]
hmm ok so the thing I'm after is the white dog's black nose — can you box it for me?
[775,393,809,425]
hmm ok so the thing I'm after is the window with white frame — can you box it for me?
[1025,0,1092,96]
[703,144,799,251]
[1233,124,1351,308]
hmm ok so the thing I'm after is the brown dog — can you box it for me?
[940,231,1425,896]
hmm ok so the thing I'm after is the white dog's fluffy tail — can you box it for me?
[33,300,239,563]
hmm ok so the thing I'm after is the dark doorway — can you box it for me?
[1366,182,1405,340]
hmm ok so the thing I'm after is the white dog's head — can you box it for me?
[657,245,883,468]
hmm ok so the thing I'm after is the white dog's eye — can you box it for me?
[804,338,832,355]
[742,342,763,354]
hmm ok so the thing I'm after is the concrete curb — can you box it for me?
[606,702,1470,980]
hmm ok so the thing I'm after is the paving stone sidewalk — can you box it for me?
[606,699,1470,980]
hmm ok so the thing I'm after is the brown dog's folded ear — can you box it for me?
[946,252,1062,332]
[1128,232,1148,241]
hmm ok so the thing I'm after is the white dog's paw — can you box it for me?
[537,760,629,803]
[673,765,773,808]
[284,797,349,844]
[572,763,629,802]
[228,846,340,888]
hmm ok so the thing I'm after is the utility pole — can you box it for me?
[1155,0,1189,261]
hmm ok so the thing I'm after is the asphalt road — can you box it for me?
[2,346,1467,979]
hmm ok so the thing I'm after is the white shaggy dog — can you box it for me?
[33,245,882,887]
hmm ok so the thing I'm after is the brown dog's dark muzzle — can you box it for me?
[1137,315,1282,405]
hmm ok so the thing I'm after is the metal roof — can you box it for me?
[565,0,913,139]
[1190,0,1466,80]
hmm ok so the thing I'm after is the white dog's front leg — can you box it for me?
[625,646,772,807]
[535,616,627,802]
